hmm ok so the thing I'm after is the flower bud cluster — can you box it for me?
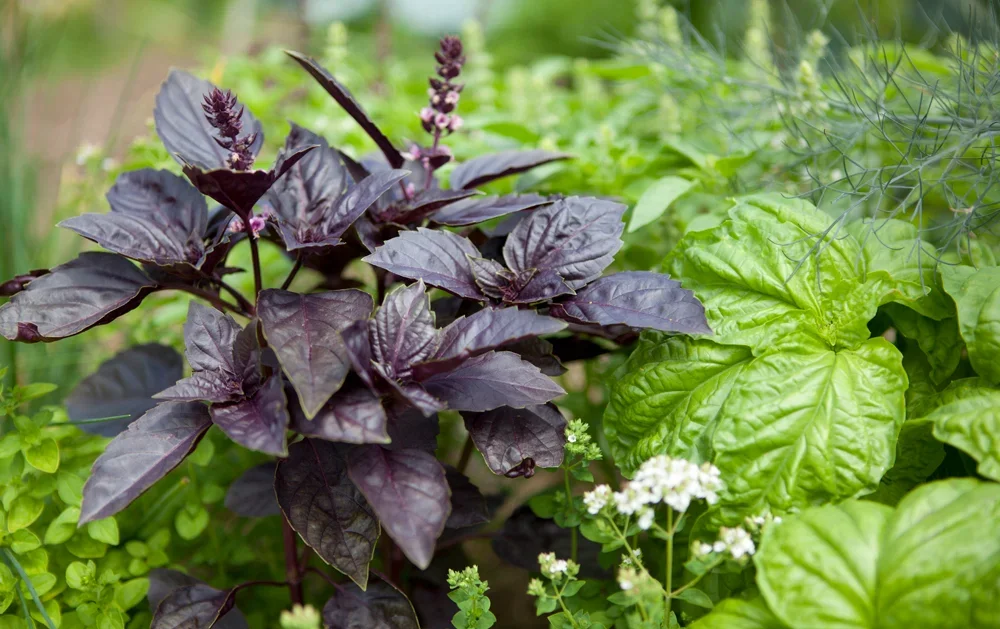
[421,35,465,136]
[565,419,602,462]
[693,525,756,561]
[537,552,579,581]
[202,88,257,171]
[227,210,271,239]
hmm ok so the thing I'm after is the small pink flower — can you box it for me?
[448,115,464,132]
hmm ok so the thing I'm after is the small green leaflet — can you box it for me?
[627,176,694,233]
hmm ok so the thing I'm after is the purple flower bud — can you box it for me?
[434,113,451,130]
[420,108,435,123]
[227,217,245,233]
[248,215,266,237]
[202,86,255,171]
[448,115,464,132]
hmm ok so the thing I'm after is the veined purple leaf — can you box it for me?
[390,188,481,225]
[444,466,489,529]
[80,401,211,524]
[225,462,280,517]
[385,402,440,453]
[0,252,156,342]
[286,51,405,169]
[210,375,289,456]
[370,281,438,378]
[290,385,390,445]
[364,229,484,300]
[0,269,47,297]
[347,446,451,569]
[259,288,373,418]
[66,344,183,437]
[148,571,249,629]
[430,193,551,226]
[180,302,243,376]
[551,271,712,333]
[508,268,574,304]
[151,582,238,629]
[181,144,314,216]
[421,351,565,412]
[60,169,208,267]
[154,69,263,171]
[316,168,410,245]
[374,369,446,417]
[468,257,509,300]
[322,578,420,629]
[341,320,377,391]
[504,197,626,289]
[504,337,565,376]
[450,150,571,190]
[462,404,566,477]
[275,439,380,589]
[155,371,241,404]
[411,308,565,379]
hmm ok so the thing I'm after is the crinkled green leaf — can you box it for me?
[867,418,944,506]
[884,303,962,385]
[689,597,786,629]
[941,265,1000,385]
[757,479,1000,629]
[913,378,1000,482]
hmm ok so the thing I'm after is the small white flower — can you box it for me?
[694,542,713,557]
[619,579,633,591]
[718,526,756,559]
[567,434,577,443]
[637,507,655,531]
[583,485,611,515]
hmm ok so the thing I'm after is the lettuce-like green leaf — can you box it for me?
[756,479,1000,629]
[941,265,1000,385]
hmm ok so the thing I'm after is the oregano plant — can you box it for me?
[0,35,709,625]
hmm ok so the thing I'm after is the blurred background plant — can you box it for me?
[3,0,1000,626]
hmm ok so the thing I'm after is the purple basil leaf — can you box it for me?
[154,69,264,171]
[364,229,484,300]
[430,193,551,226]
[322,578,420,629]
[508,268,574,304]
[468,257,509,300]
[148,570,249,629]
[410,308,565,379]
[341,319,377,391]
[66,343,184,437]
[493,506,609,579]
[275,439,380,589]
[151,583,238,629]
[155,371,240,404]
[336,148,372,182]
[225,462,280,517]
[316,168,410,244]
[450,150,571,190]
[80,401,211,524]
[258,288,374,418]
[0,252,156,342]
[444,466,489,529]
[0,269,47,297]
[462,404,566,477]
[374,369,446,417]
[421,351,565,412]
[210,375,289,456]
[385,402,440,453]
[370,281,438,378]
[181,302,243,374]
[503,196,626,289]
[286,51,405,168]
[181,145,314,216]
[551,271,712,333]
[290,385,390,445]
[59,169,208,267]
[347,445,451,569]
[503,337,566,376]
[389,188,482,225]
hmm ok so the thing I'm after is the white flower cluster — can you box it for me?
[582,456,724,529]
[537,552,569,579]
[694,526,756,560]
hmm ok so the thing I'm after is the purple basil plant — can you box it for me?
[0,37,709,626]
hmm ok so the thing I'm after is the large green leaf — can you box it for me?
[912,378,1000,482]
[941,265,1000,385]
[756,479,1000,629]
[689,597,787,629]
[666,194,874,351]
[605,333,906,521]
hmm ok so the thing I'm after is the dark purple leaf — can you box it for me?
[258,288,373,418]
[210,375,289,456]
[389,188,481,225]
[347,446,451,569]
[493,506,608,579]
[0,269,47,297]
[468,257,509,300]
[153,69,263,170]
[336,148,372,183]
[551,271,711,333]
[151,583,237,629]
[503,337,565,376]
[450,150,571,190]
[430,193,551,226]
[225,462,280,517]
[421,351,564,412]
[60,169,208,267]
[181,146,314,216]
[80,401,211,524]
[286,51,405,168]
[66,344,184,437]
[364,229,484,300]
[385,402,440,453]
[0,252,156,342]
[290,385,390,445]
[507,268,574,304]
[444,466,489,529]
[411,308,565,379]
[370,281,438,379]
[341,320,377,391]
[375,370,446,417]
[462,404,566,477]
[503,197,626,289]
[275,439,380,588]
[155,371,240,404]
[322,578,419,629]
[147,570,249,629]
